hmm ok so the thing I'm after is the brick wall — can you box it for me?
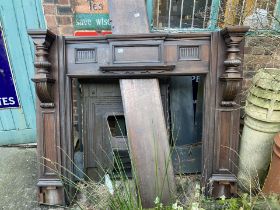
[239,34,280,121]
[242,34,280,100]
[243,35,280,89]
[43,0,75,35]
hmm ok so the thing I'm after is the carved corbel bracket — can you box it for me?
[220,26,249,107]
[28,30,56,108]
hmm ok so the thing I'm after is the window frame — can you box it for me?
[146,0,280,31]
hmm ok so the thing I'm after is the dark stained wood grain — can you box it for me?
[28,30,65,206]
[108,0,176,208]
[42,111,57,175]
[65,36,210,77]
[120,79,175,207]
[29,23,248,206]
[209,28,248,198]
[108,0,149,34]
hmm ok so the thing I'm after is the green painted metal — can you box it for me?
[146,0,153,28]
[150,0,280,31]
[208,0,220,30]
[0,0,46,145]
[273,0,280,30]
[150,0,221,31]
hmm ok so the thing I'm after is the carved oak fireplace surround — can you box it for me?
[29,25,248,206]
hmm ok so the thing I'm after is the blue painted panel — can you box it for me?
[0,129,35,145]
[0,117,4,130]
[0,31,20,108]
[0,0,46,145]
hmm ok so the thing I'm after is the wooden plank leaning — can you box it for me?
[108,0,176,207]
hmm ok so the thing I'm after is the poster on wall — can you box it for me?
[0,30,20,109]
[74,0,111,31]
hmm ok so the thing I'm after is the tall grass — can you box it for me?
[42,144,280,210]
[40,113,280,210]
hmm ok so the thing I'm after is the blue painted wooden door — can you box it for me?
[0,0,46,145]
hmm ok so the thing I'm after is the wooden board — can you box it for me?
[108,0,175,207]
[120,79,175,207]
[108,0,149,34]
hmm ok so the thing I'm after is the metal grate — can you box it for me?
[179,46,199,60]
[75,48,96,63]
[153,0,212,29]
[153,0,278,30]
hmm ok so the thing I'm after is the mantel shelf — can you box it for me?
[99,64,176,72]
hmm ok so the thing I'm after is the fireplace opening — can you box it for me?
[106,114,132,178]
[107,115,127,137]
[170,76,204,174]
[73,76,204,180]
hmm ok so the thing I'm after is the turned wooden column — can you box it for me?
[210,26,249,198]
[29,30,65,205]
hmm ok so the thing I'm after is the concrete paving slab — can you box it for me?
[0,146,45,210]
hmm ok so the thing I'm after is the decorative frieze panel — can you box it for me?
[178,46,200,60]
[111,41,163,64]
[75,48,97,63]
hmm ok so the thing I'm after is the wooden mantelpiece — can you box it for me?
[28,30,65,205]
[29,26,248,205]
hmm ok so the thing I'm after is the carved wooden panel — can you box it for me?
[75,48,96,63]
[178,46,200,60]
[42,111,57,175]
[66,36,210,77]
[220,27,249,107]
[216,111,231,172]
[113,45,160,63]
[111,41,163,64]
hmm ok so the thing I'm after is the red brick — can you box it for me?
[59,25,74,35]
[45,15,57,28]
[43,0,58,3]
[57,6,72,15]
[44,4,56,15]
[242,78,253,90]
[57,16,72,25]
[58,0,70,4]
[243,47,252,54]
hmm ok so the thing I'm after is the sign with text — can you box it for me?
[74,0,111,30]
[0,30,20,109]
[74,13,111,30]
